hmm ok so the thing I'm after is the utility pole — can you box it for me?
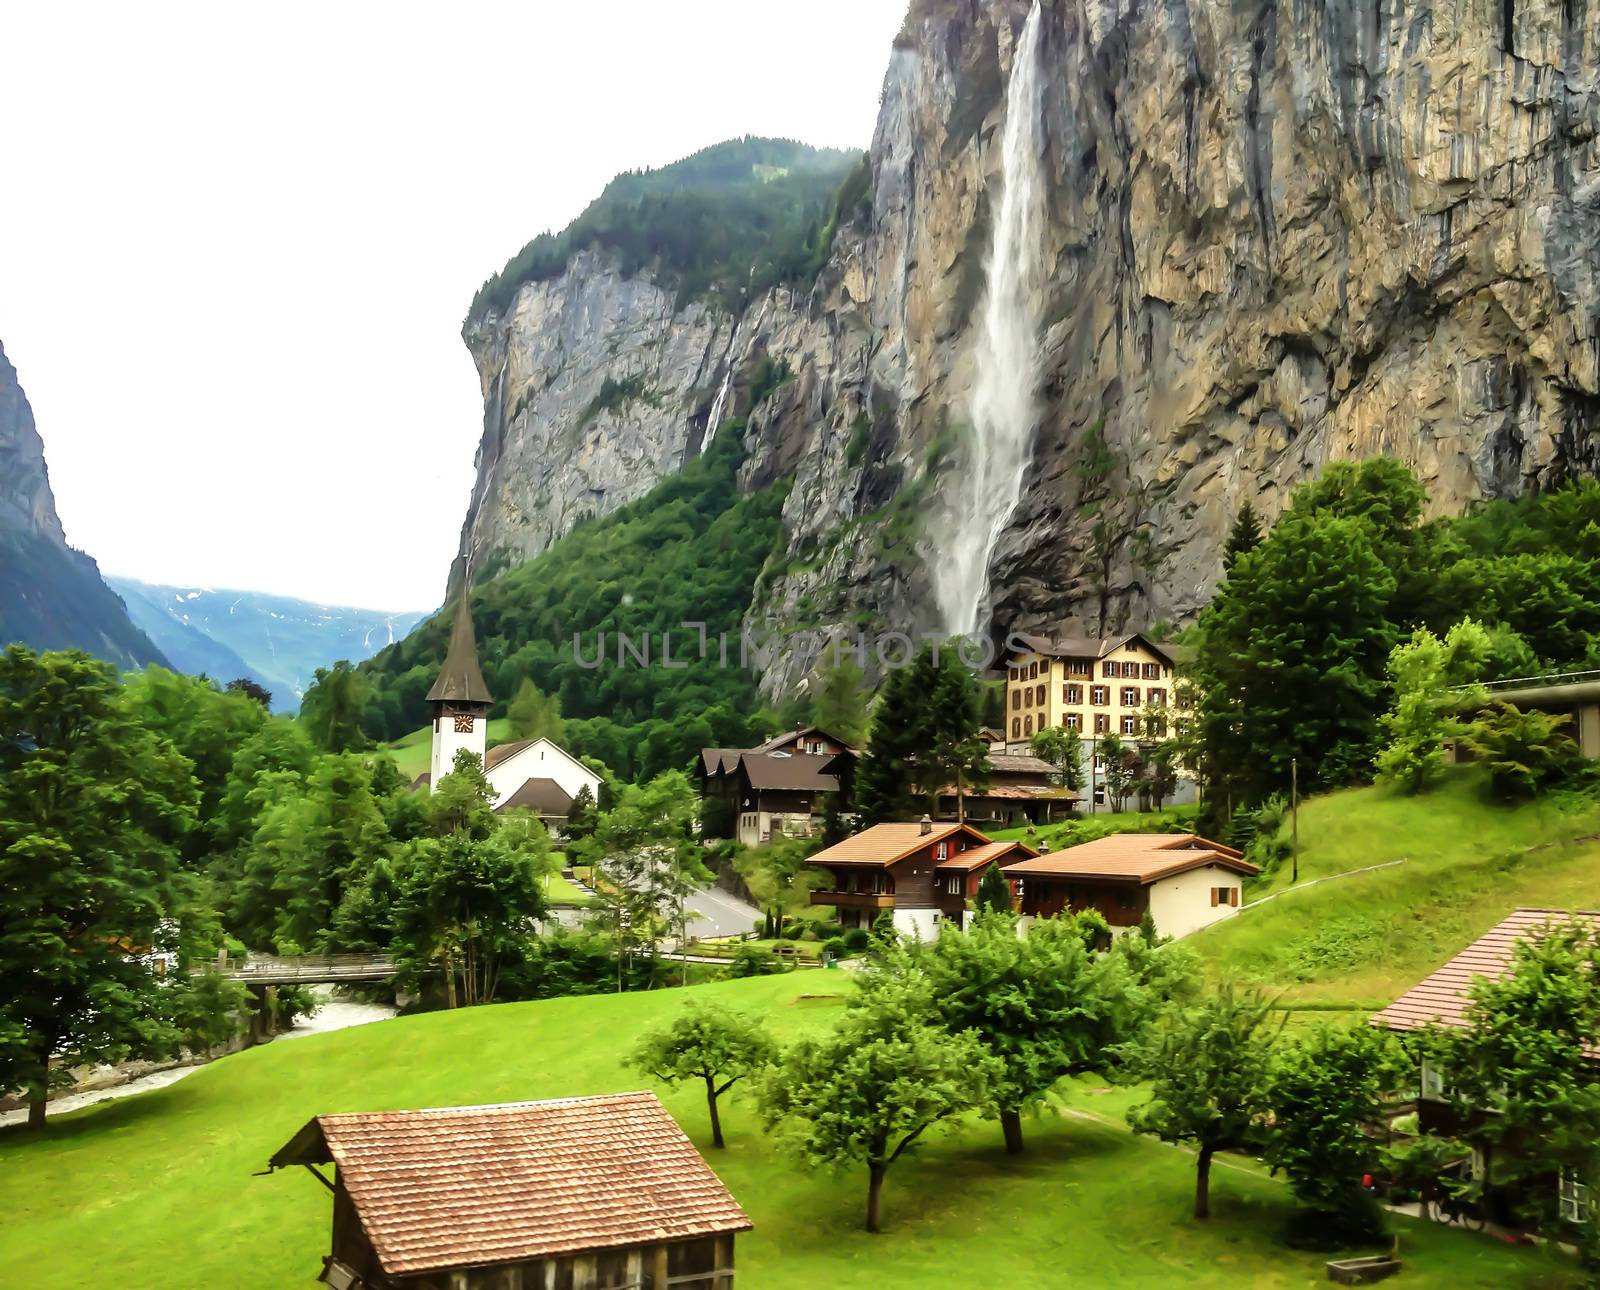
[1290,758,1299,885]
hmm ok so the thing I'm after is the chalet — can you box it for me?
[1371,908,1600,1228]
[933,752,1078,826]
[411,598,601,828]
[1002,833,1257,939]
[805,818,1037,939]
[269,1092,751,1290]
[699,726,857,847]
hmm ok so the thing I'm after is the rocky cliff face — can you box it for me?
[456,0,1600,696]
[0,341,166,669]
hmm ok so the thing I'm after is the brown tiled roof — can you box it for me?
[737,752,838,793]
[937,839,1038,871]
[484,740,532,771]
[988,753,1060,776]
[425,595,493,705]
[1001,833,1256,884]
[806,821,990,867]
[1372,908,1600,1040]
[496,777,573,818]
[269,1093,751,1276]
[1011,631,1176,666]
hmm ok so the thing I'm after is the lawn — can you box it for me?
[0,974,1577,1289]
[1191,772,1600,1006]
[544,871,599,908]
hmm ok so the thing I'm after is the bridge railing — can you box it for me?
[205,953,397,981]
[1453,670,1600,694]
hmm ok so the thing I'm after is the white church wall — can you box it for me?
[486,737,602,808]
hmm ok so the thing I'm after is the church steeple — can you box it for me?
[427,594,491,784]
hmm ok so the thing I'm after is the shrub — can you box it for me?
[843,927,871,952]
[780,923,805,941]
[822,936,849,960]
[726,942,787,978]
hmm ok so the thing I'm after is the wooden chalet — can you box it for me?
[933,752,1078,826]
[804,818,1036,939]
[269,1092,751,1290]
[699,726,856,847]
[1002,834,1257,939]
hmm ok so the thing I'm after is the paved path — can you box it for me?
[683,884,762,939]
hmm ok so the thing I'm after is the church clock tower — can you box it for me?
[427,594,492,784]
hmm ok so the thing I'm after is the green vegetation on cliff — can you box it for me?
[360,425,789,779]
[466,137,865,322]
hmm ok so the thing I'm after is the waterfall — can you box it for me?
[934,0,1047,637]
[701,369,732,454]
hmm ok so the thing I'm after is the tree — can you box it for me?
[856,645,989,823]
[734,837,820,938]
[391,825,551,1006]
[299,660,372,753]
[1222,500,1263,575]
[1375,620,1490,794]
[507,678,564,743]
[760,971,1000,1231]
[565,783,598,841]
[916,914,1136,1153]
[0,646,200,1128]
[1428,918,1600,1237]
[1265,1023,1405,1242]
[629,1004,776,1147]
[1030,725,1084,792]
[807,657,869,746]
[427,749,497,840]
[974,864,1013,916]
[226,677,273,708]
[1459,700,1578,801]
[1096,734,1136,811]
[1125,985,1282,1218]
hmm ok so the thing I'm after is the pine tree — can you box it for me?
[855,645,988,822]
[975,864,1014,916]
[1222,500,1263,576]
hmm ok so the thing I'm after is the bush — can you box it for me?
[822,936,849,960]
[1281,1197,1388,1251]
[726,942,787,978]
[843,928,871,952]
[778,921,805,941]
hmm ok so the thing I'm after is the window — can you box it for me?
[1064,713,1080,730]
[1011,689,1020,710]
[1121,686,1139,707]
[1103,660,1119,678]
[934,841,949,860]
[1121,715,1139,735]
[1420,1057,1448,1101]
[1064,684,1082,704]
[1143,662,1162,679]
[1012,717,1021,738]
[1090,685,1108,706]
[1209,886,1239,908]
[1035,684,1046,705]
[1024,715,1033,736]
[1029,661,1038,680]
[1147,688,1167,708]
[1560,1171,1592,1225]
[1146,715,1168,738]
[1039,658,1051,676]
[1094,713,1109,734]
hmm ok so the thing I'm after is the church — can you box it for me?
[413,596,602,827]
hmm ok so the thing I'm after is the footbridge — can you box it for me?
[204,953,398,986]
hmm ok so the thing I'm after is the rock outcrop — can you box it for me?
[454,0,1600,696]
[0,340,166,669]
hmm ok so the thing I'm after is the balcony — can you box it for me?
[810,891,893,911]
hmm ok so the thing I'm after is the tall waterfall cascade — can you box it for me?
[933,0,1047,637]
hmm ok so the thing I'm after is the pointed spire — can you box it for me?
[425,593,492,705]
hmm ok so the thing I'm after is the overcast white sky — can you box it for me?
[0,1,907,612]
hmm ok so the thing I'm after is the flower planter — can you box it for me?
[1325,1255,1402,1285]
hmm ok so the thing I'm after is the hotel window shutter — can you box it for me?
[1210,888,1219,907]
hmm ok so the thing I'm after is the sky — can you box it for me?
[0,1,908,613]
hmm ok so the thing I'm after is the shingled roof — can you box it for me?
[425,595,492,706]
[1371,908,1600,1038]
[496,777,573,818]
[1011,631,1177,665]
[1002,833,1256,884]
[269,1092,751,1277]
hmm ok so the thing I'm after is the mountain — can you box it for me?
[447,0,1600,702]
[108,577,425,712]
[0,341,166,670]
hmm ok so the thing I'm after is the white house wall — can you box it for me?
[486,737,602,808]
[1147,864,1243,940]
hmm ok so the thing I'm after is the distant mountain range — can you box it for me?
[109,578,426,712]
[0,340,167,670]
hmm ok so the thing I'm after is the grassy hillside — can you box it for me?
[0,974,1576,1288]
[382,717,512,780]
[1192,772,1600,1007]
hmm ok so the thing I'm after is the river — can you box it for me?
[0,986,397,1128]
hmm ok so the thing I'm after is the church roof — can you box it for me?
[426,595,492,705]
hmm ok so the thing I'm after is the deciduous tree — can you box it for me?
[1375,620,1490,794]
[630,1004,776,1147]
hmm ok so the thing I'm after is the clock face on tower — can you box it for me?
[454,713,475,734]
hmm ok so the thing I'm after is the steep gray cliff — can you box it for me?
[0,341,166,669]
[454,0,1600,696]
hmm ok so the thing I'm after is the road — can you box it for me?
[683,884,762,939]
